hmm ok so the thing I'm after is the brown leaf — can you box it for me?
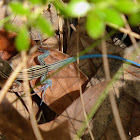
[39,81,109,139]
[0,82,109,140]
[0,29,35,60]
[29,49,88,114]
[130,101,140,138]
[0,98,36,140]
[0,98,71,140]
[0,29,17,60]
[123,55,140,102]
[30,3,60,50]
[67,19,124,78]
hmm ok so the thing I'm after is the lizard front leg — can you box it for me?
[37,47,52,105]
[37,47,49,65]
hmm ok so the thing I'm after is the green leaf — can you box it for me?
[29,0,41,4]
[66,1,91,17]
[90,0,114,3]
[9,2,30,16]
[86,11,105,39]
[70,0,86,2]
[4,23,19,32]
[104,9,124,27]
[34,16,54,37]
[129,13,140,25]
[115,0,139,14]
[0,16,11,28]
[15,27,30,51]
[52,0,67,15]
[29,0,47,4]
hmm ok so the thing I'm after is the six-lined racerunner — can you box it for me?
[0,47,140,105]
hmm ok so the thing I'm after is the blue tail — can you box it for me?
[47,54,140,72]
[79,54,140,67]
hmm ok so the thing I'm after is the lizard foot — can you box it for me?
[35,79,52,105]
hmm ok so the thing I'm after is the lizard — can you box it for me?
[1,47,140,105]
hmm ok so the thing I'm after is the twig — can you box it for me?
[101,34,110,80]
[76,18,95,140]
[121,15,140,56]
[66,19,71,47]
[21,51,43,140]
[101,36,127,140]
[107,22,140,39]
[124,68,140,78]
[58,12,64,52]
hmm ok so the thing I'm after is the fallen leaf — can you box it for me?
[0,81,115,140]
[0,29,35,60]
[39,81,109,139]
[29,49,88,114]
[130,101,140,138]
[123,54,140,102]
[67,18,124,78]
[0,29,17,60]
[0,98,36,140]
[0,98,71,140]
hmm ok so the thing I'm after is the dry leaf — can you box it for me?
[29,49,88,114]
[0,29,17,60]
[0,98,36,140]
[123,55,140,102]
[39,81,109,139]
[130,101,140,138]
[67,18,124,78]
[0,81,109,140]
[0,98,71,140]
[0,29,35,60]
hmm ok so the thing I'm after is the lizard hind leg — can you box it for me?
[35,78,52,105]
[40,79,52,105]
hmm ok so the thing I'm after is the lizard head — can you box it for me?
[0,58,12,79]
